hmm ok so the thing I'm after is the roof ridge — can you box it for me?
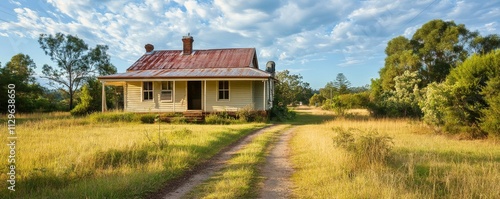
[151,47,254,51]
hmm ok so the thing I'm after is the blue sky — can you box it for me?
[1,0,499,89]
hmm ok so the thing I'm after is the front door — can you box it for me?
[187,81,202,110]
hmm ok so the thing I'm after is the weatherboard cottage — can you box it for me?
[98,35,276,115]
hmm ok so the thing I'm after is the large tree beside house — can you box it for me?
[98,35,276,115]
[38,32,116,110]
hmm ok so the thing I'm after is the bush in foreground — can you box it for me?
[204,112,234,124]
[270,103,296,122]
[332,127,393,169]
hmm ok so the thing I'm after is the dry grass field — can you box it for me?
[0,112,266,198]
[2,108,499,198]
[290,108,500,198]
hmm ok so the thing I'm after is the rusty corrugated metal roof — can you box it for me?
[126,48,258,71]
[99,68,271,80]
[99,47,274,80]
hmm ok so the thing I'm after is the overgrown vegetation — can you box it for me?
[88,112,139,123]
[204,112,235,124]
[70,85,92,116]
[269,103,296,122]
[332,127,393,168]
[236,106,267,123]
[139,114,156,124]
[364,19,500,138]
[290,110,500,199]
[419,50,500,138]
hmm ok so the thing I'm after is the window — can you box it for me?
[161,81,173,102]
[218,81,229,100]
[143,82,153,100]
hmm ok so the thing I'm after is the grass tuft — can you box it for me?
[332,127,393,168]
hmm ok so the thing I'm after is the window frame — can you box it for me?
[217,80,230,101]
[160,81,174,102]
[142,81,154,101]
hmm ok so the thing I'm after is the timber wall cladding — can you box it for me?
[253,81,264,110]
[125,81,187,112]
[205,80,254,112]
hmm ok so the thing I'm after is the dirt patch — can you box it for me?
[147,125,275,199]
[259,127,295,199]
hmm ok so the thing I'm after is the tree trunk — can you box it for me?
[69,89,74,110]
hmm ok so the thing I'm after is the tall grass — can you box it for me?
[0,112,267,198]
[185,124,290,199]
[290,115,500,198]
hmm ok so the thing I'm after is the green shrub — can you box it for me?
[332,127,393,167]
[70,104,89,116]
[89,112,139,123]
[236,106,254,122]
[270,103,295,122]
[309,93,326,107]
[253,113,267,123]
[480,74,500,138]
[70,85,92,116]
[235,106,266,122]
[420,82,450,128]
[432,50,500,138]
[204,113,234,124]
[140,114,156,124]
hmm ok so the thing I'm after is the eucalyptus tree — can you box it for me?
[38,32,116,110]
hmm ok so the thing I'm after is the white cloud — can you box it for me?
[46,0,92,18]
[484,22,497,32]
[8,0,21,6]
[339,56,362,67]
[278,52,288,61]
[447,0,476,18]
[403,25,420,38]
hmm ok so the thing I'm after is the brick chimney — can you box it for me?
[145,44,154,53]
[182,34,194,55]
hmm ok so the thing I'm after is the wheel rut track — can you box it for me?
[147,125,277,199]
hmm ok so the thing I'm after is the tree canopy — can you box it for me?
[0,54,48,112]
[275,70,313,106]
[377,19,500,91]
[38,32,117,110]
[370,19,500,119]
[333,73,351,95]
[5,54,37,83]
